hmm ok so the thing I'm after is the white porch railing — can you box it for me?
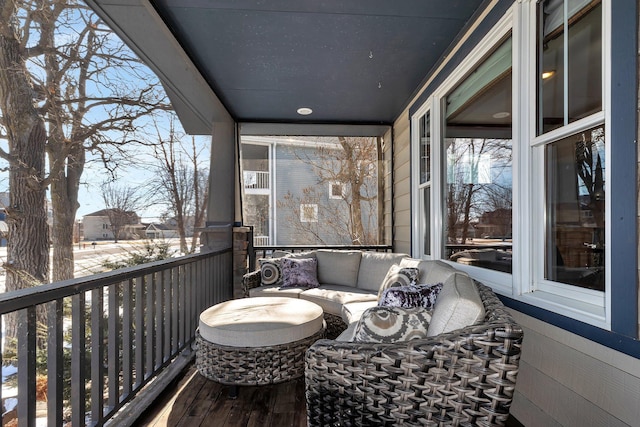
[243,171,269,191]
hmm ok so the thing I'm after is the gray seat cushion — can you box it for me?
[249,284,305,299]
[316,249,362,287]
[300,284,377,316]
[427,272,485,336]
[355,251,408,292]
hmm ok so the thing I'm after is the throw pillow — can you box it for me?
[258,258,283,286]
[378,265,420,298]
[353,306,431,343]
[281,257,320,288]
[378,283,443,309]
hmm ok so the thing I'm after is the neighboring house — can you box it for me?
[241,136,378,246]
[145,223,179,239]
[164,216,195,237]
[83,209,143,241]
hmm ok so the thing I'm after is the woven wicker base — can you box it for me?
[196,326,325,386]
[323,312,347,340]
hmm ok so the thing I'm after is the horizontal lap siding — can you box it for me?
[510,311,640,427]
[393,111,411,254]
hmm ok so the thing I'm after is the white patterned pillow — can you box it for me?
[378,283,443,309]
[353,306,431,343]
[378,265,420,298]
[258,258,283,286]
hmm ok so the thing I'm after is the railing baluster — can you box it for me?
[134,276,144,388]
[108,282,120,410]
[17,307,36,427]
[145,273,155,379]
[178,264,185,348]
[122,279,133,397]
[171,267,178,353]
[47,299,64,427]
[71,292,86,426]
[90,288,104,425]
[155,272,163,369]
[163,268,171,361]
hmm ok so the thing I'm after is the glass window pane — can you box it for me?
[240,136,380,246]
[420,113,431,184]
[545,125,605,290]
[422,186,431,256]
[443,37,513,273]
[537,0,602,134]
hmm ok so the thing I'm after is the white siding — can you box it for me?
[510,310,640,427]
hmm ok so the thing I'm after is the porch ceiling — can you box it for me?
[87,0,485,134]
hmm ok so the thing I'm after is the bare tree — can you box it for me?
[277,136,379,245]
[0,0,51,343]
[444,137,512,244]
[100,182,144,242]
[0,0,170,283]
[151,117,208,253]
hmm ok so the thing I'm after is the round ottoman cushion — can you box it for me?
[199,297,324,347]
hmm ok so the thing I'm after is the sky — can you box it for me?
[0,2,212,224]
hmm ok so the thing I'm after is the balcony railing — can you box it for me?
[243,171,269,194]
[0,248,232,427]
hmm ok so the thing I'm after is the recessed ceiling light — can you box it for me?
[492,111,510,119]
[297,107,313,115]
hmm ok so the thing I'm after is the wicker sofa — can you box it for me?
[242,249,523,426]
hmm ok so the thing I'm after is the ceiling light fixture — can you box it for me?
[297,107,313,116]
[492,111,510,119]
[541,70,555,80]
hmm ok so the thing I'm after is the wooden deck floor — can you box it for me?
[135,363,525,427]
[133,364,307,427]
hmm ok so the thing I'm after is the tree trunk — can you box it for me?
[0,23,50,343]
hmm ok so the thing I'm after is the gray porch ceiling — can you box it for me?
[87,0,486,134]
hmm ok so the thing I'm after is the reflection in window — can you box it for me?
[443,37,513,273]
[537,0,602,134]
[545,125,605,291]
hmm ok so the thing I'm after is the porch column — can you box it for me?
[201,120,236,251]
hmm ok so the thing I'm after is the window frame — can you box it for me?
[409,0,638,334]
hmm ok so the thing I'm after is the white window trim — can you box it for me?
[409,1,611,330]
[329,182,345,199]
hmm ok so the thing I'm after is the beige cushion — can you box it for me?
[300,284,377,316]
[248,285,305,299]
[199,297,323,347]
[316,250,362,287]
[341,300,378,323]
[427,272,485,336]
[356,252,408,291]
[400,259,457,285]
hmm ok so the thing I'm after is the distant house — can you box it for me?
[83,209,143,241]
[145,223,179,239]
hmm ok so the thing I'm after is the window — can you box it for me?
[329,182,344,199]
[410,0,634,332]
[419,112,432,256]
[543,125,605,291]
[300,204,318,223]
[535,0,605,294]
[443,36,513,274]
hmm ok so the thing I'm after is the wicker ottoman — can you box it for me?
[196,297,324,391]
